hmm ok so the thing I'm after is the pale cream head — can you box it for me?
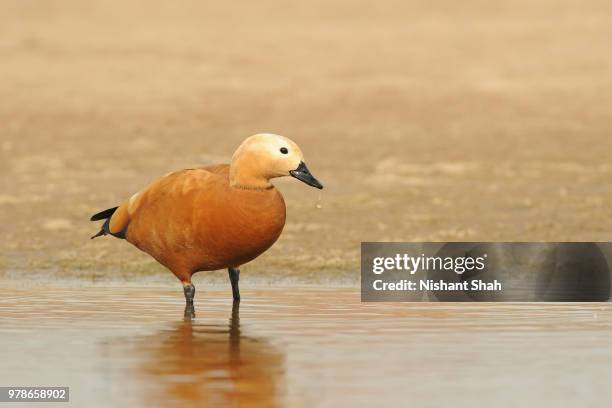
[229,133,322,190]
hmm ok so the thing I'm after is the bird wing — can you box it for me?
[107,165,229,236]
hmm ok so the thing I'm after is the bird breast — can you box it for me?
[192,186,287,270]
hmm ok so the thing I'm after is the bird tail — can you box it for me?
[90,206,118,239]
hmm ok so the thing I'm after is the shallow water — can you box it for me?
[0,283,611,407]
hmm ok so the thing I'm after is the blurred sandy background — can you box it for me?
[1,0,612,282]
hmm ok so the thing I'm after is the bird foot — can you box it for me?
[184,303,195,320]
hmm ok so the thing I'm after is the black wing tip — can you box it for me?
[90,206,119,221]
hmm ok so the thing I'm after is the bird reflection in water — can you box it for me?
[136,302,285,407]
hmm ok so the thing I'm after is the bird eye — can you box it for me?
[280,147,288,154]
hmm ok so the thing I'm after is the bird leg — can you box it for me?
[228,267,240,301]
[183,282,195,306]
[183,282,196,319]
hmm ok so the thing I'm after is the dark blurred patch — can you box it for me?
[536,243,610,301]
[427,243,610,301]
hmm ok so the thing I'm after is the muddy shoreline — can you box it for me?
[3,1,612,280]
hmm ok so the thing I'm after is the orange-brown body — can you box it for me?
[110,165,286,282]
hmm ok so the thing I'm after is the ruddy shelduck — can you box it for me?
[90,133,322,310]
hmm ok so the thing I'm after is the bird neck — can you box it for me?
[229,159,274,190]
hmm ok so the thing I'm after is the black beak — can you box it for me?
[290,161,323,189]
